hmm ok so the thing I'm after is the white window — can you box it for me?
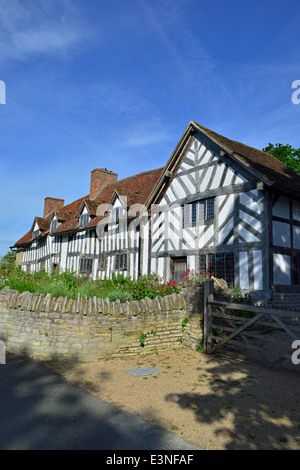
[79,213,90,228]
[32,229,40,239]
[51,219,58,233]
[113,207,123,221]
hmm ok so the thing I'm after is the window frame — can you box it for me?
[183,197,215,228]
[199,252,235,287]
[32,229,40,239]
[79,257,93,275]
[115,253,127,271]
[50,219,58,233]
[79,213,90,228]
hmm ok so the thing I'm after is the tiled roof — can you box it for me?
[81,199,102,217]
[13,195,87,247]
[52,168,164,234]
[53,210,72,222]
[35,217,50,233]
[95,167,164,204]
[85,167,164,229]
[50,195,89,235]
[192,121,300,193]
[13,231,32,247]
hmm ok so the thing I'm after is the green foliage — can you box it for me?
[0,250,16,266]
[181,316,189,331]
[230,285,253,305]
[139,328,157,347]
[112,273,181,301]
[180,269,213,283]
[139,332,148,346]
[107,290,133,303]
[262,143,300,175]
[212,286,254,338]
[230,285,254,318]
[0,251,17,288]
[0,265,181,304]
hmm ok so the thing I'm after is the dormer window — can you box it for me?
[113,207,123,221]
[79,213,90,228]
[51,219,58,233]
[32,229,40,239]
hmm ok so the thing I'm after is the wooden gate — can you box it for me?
[203,280,300,366]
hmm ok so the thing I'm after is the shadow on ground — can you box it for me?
[0,349,199,450]
[165,348,300,450]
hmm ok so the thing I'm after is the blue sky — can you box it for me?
[1,0,300,256]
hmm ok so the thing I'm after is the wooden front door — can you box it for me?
[171,257,187,283]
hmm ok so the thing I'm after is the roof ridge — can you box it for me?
[192,121,292,164]
[191,120,300,191]
[93,166,164,201]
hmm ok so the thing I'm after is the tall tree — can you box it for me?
[262,143,300,175]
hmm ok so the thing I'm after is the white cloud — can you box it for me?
[0,0,91,62]
[121,127,173,148]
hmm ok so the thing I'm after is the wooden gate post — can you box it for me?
[203,279,214,353]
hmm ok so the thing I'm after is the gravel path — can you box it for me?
[48,347,300,450]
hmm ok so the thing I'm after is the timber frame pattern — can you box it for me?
[13,121,300,298]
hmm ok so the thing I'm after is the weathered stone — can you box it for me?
[212,277,230,301]
[0,282,209,362]
[103,298,110,315]
[130,300,142,316]
[141,297,152,313]
[45,294,53,313]
[65,298,73,313]
[61,297,68,314]
[98,298,104,313]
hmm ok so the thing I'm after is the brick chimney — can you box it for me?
[90,168,118,200]
[43,197,65,218]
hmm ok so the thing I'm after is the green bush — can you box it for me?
[107,290,133,303]
[230,286,254,318]
[0,266,180,303]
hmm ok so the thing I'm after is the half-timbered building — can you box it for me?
[13,121,300,300]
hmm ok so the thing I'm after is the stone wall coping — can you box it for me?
[0,287,187,317]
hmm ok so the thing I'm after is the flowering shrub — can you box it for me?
[0,264,181,303]
[180,269,213,284]
[126,274,180,301]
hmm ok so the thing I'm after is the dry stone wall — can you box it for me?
[0,279,229,362]
[0,287,187,361]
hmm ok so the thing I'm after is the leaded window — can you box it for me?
[32,229,40,239]
[51,219,58,233]
[292,256,300,285]
[80,257,93,274]
[183,197,215,227]
[98,253,107,271]
[199,252,234,287]
[115,253,127,271]
[79,213,90,228]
